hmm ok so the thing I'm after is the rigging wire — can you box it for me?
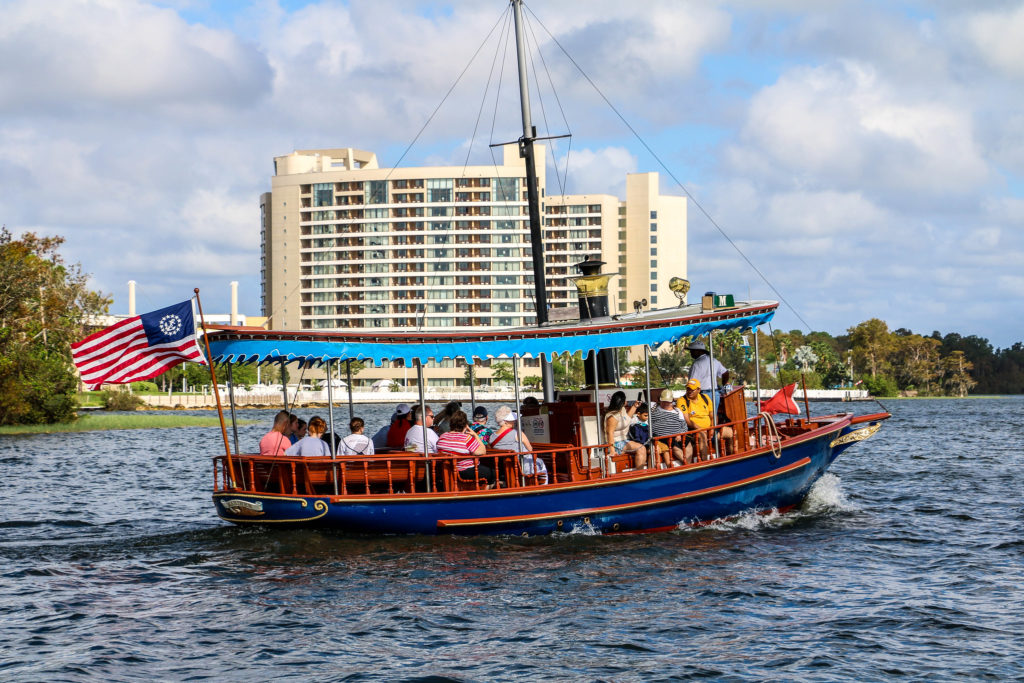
[382,7,507,184]
[523,3,812,332]
[522,13,564,195]
[463,8,513,174]
[524,10,574,196]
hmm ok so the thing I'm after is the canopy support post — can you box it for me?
[416,358,431,493]
[513,355,525,487]
[708,331,720,460]
[592,350,605,477]
[280,360,288,412]
[327,359,339,494]
[346,359,355,421]
[468,362,477,418]
[644,344,652,468]
[754,328,763,446]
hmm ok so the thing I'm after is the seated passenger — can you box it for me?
[385,403,413,449]
[469,406,495,445]
[287,413,300,444]
[293,418,307,440]
[433,400,462,436]
[604,390,647,469]
[340,417,375,455]
[492,405,547,484]
[628,403,665,468]
[650,390,688,465]
[436,410,495,488]
[679,378,735,459]
[285,415,331,457]
[259,410,291,456]
[404,405,439,454]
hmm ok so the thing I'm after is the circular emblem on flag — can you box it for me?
[159,314,183,337]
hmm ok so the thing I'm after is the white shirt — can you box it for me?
[340,433,375,455]
[688,353,727,391]
[403,424,439,454]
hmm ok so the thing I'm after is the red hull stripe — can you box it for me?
[437,457,812,528]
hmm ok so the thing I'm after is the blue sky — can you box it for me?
[1,0,1022,347]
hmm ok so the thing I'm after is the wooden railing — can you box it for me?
[212,414,792,497]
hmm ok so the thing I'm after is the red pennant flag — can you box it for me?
[760,382,801,415]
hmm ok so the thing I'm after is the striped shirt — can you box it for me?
[650,404,687,437]
[436,430,484,471]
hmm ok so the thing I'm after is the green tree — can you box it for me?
[0,229,111,425]
[490,361,515,386]
[522,375,542,390]
[849,318,893,379]
[942,350,976,397]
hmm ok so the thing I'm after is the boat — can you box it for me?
[201,0,890,535]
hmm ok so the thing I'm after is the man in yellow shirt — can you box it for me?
[677,378,734,459]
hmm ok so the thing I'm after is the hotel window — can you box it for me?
[494,177,519,201]
[313,183,333,207]
[427,178,452,202]
[650,211,657,219]
[365,180,387,204]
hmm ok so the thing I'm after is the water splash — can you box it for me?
[800,472,857,516]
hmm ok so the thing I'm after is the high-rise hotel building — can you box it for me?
[259,145,685,386]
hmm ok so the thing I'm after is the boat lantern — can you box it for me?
[572,258,617,387]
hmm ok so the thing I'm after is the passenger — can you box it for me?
[686,340,729,411]
[675,378,733,458]
[287,413,300,444]
[604,390,647,469]
[469,406,495,445]
[285,415,331,457]
[259,410,292,456]
[404,404,439,454]
[433,400,462,435]
[628,403,659,467]
[492,405,547,484]
[650,390,688,465]
[293,418,307,440]
[340,417,375,455]
[436,410,494,488]
[382,403,413,450]
[522,396,541,408]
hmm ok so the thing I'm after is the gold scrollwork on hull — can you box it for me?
[216,496,329,524]
[829,423,881,448]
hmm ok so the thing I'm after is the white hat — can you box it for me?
[494,406,519,423]
[394,403,412,415]
[659,389,676,402]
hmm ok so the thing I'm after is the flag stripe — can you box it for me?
[72,300,207,389]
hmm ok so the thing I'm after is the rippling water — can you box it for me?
[2,399,1022,680]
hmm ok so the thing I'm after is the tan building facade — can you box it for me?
[260,147,686,388]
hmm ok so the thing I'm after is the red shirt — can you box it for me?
[386,419,411,449]
[259,430,290,456]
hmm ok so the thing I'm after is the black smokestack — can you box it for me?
[573,259,617,387]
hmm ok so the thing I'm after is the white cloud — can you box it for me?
[0,0,272,112]
[965,4,1024,78]
[735,60,988,198]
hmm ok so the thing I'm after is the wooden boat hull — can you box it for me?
[213,414,871,536]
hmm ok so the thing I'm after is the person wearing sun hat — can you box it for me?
[687,339,729,411]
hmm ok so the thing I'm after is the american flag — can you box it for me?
[72,299,207,389]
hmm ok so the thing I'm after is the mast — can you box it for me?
[512,0,555,402]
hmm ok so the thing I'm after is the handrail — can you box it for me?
[210,414,801,497]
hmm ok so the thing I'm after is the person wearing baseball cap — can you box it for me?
[469,405,495,446]
[384,402,415,450]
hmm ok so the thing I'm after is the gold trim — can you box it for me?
[829,423,881,448]
[215,496,329,524]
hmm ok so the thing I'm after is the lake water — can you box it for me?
[1,398,1022,680]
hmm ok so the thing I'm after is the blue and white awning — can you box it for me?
[206,302,776,366]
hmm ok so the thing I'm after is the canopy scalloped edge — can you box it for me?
[208,310,774,365]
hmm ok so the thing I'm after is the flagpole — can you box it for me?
[195,288,237,489]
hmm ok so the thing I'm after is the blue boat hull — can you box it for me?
[214,416,866,536]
